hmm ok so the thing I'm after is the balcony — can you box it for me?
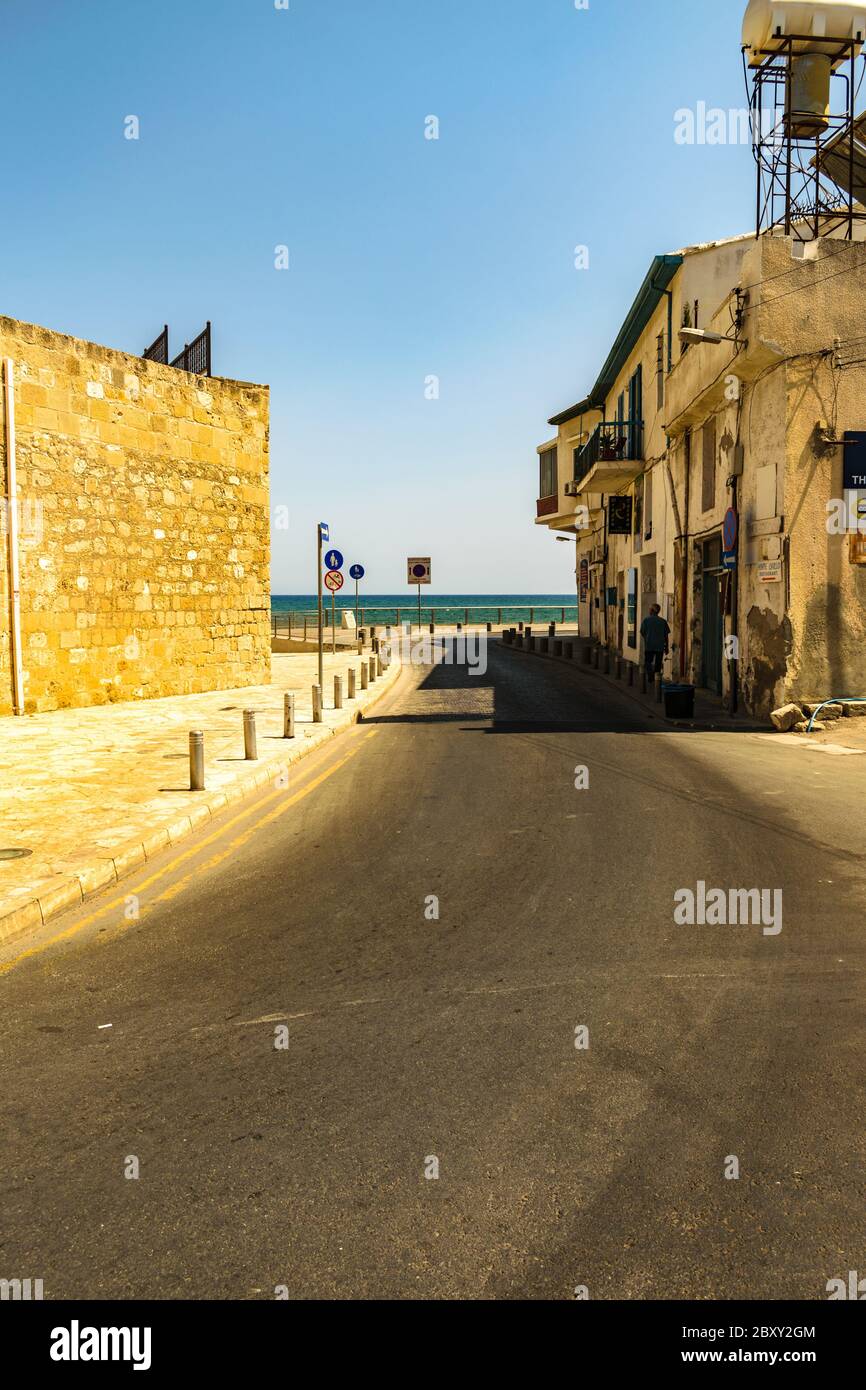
[536,495,559,519]
[573,420,644,493]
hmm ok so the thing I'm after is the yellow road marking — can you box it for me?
[0,729,380,975]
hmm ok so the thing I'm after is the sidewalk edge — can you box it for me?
[0,660,402,950]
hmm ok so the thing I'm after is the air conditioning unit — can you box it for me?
[564,480,582,498]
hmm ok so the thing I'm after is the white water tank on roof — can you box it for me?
[744,1,866,134]
[743,1,866,66]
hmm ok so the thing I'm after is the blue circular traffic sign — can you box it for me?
[349,564,365,580]
[324,549,344,571]
[723,508,738,553]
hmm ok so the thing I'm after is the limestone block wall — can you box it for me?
[0,316,270,715]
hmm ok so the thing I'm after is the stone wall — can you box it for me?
[0,316,270,715]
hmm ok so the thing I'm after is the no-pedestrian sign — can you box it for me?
[324,570,344,593]
[408,557,432,585]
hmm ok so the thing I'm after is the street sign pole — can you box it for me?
[349,564,365,630]
[331,590,336,655]
[317,524,325,692]
[417,583,421,634]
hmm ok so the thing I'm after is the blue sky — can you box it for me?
[1,0,756,593]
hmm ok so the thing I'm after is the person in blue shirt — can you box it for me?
[640,604,670,680]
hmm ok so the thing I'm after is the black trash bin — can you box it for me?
[662,682,695,719]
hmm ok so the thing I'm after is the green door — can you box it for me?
[701,537,723,694]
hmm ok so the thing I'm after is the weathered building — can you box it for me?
[535,229,866,721]
[1,317,270,715]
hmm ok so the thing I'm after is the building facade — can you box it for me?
[535,230,866,720]
[1,316,270,715]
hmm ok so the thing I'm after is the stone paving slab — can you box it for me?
[0,650,400,944]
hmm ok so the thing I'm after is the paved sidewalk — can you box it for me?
[504,629,866,747]
[0,649,399,944]
[501,630,768,731]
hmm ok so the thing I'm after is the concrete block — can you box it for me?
[37,878,84,923]
[771,703,804,732]
[78,860,117,898]
[0,899,43,946]
[801,701,843,721]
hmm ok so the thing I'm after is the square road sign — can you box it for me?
[407,557,432,585]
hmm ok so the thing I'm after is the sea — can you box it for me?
[271,594,578,626]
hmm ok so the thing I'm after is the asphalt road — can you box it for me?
[2,642,865,1301]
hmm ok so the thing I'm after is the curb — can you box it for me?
[0,658,402,950]
[500,636,768,733]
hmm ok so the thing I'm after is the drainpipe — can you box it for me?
[3,359,24,715]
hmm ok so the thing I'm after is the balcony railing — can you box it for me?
[574,420,643,486]
[537,495,559,518]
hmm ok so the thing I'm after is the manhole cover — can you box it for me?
[0,848,32,861]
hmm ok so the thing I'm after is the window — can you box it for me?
[701,417,716,513]
[644,469,653,540]
[627,365,643,459]
[539,447,557,499]
[657,333,665,409]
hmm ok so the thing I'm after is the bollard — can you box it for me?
[377,654,384,677]
[370,625,377,642]
[429,622,435,635]
[189,731,205,791]
[368,657,376,682]
[627,663,635,687]
[565,642,574,659]
[593,646,600,669]
[603,650,611,675]
[348,668,357,700]
[656,673,664,704]
[284,692,295,739]
[525,626,533,642]
[540,637,549,654]
[641,667,648,695]
[457,622,463,632]
[360,661,369,690]
[549,623,556,639]
[334,674,343,710]
[243,709,258,760]
[553,639,563,657]
[583,645,592,665]
[487,622,492,632]
[518,621,524,633]
[615,657,622,680]
[312,684,323,722]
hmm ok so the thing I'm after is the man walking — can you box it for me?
[640,603,670,681]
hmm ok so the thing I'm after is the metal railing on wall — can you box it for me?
[272,604,579,639]
[142,325,169,365]
[142,322,212,377]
